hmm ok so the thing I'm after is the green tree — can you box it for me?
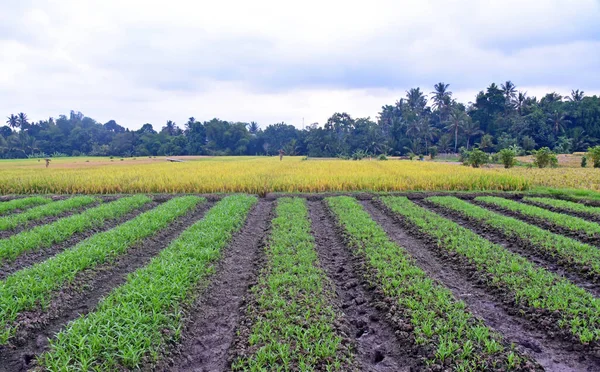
[498,148,517,168]
[532,147,558,168]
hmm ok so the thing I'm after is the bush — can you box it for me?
[458,147,469,165]
[582,156,588,168]
[498,148,517,169]
[468,148,488,168]
[532,147,558,168]
[429,146,438,160]
[378,154,388,161]
[587,146,600,168]
[351,150,368,160]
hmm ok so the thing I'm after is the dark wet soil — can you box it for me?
[309,200,417,371]
[160,200,272,372]
[0,201,213,372]
[0,199,162,280]
[419,199,600,297]
[364,200,600,371]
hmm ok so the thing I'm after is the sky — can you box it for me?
[1,0,599,130]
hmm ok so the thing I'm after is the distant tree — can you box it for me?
[498,148,517,168]
[501,81,517,103]
[462,120,483,150]
[567,89,585,102]
[547,110,571,135]
[446,107,467,152]
[6,114,18,130]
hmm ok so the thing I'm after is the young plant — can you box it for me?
[0,196,50,215]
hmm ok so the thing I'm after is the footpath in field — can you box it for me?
[231,198,355,371]
[309,200,416,371]
[38,195,256,371]
[379,197,600,359]
[163,199,272,371]
[0,198,211,372]
[366,198,599,371]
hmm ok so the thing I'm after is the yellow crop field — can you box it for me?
[0,156,533,194]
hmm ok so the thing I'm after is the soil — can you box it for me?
[364,200,599,371]
[0,199,162,280]
[0,201,213,372]
[420,199,600,297]
[309,200,418,371]
[522,199,600,224]
[160,200,272,372]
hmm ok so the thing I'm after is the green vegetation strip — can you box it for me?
[0,196,50,215]
[39,195,255,370]
[0,196,98,231]
[477,196,600,237]
[0,195,202,344]
[0,195,151,262]
[431,196,600,277]
[328,197,524,370]
[524,196,600,217]
[233,198,350,371]
[381,196,600,345]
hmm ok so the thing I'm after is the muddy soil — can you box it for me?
[0,201,213,372]
[309,200,418,371]
[160,200,272,372]
[364,200,600,371]
[0,199,162,280]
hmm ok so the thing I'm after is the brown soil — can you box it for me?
[309,200,418,371]
[161,200,272,372]
[364,200,599,371]
[0,199,161,280]
[0,201,213,372]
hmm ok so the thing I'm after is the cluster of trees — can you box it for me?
[2,82,600,159]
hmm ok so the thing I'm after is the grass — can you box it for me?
[0,196,98,230]
[327,196,524,370]
[428,196,600,279]
[380,196,600,345]
[524,196,600,216]
[0,196,203,345]
[0,195,151,262]
[232,198,350,371]
[39,195,255,370]
[0,196,50,215]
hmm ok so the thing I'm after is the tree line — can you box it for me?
[2,82,600,159]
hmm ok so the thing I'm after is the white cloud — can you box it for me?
[0,0,599,129]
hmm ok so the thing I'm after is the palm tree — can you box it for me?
[17,112,29,131]
[462,119,483,150]
[247,122,259,135]
[163,120,177,136]
[431,83,451,110]
[501,81,517,102]
[567,89,585,102]
[419,118,438,151]
[405,88,427,113]
[6,114,18,130]
[569,127,591,151]
[514,91,527,115]
[547,110,571,135]
[445,108,467,152]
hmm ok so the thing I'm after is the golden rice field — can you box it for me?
[0,156,597,194]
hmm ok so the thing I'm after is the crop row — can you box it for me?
[232,197,350,371]
[381,196,600,344]
[0,196,50,215]
[524,196,600,217]
[40,195,256,370]
[327,196,527,370]
[0,196,203,344]
[429,196,600,279]
[476,196,600,238]
[0,195,98,231]
[0,195,150,262]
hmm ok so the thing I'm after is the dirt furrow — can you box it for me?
[521,199,600,224]
[364,199,600,371]
[160,200,272,372]
[0,199,162,280]
[309,200,415,371]
[417,199,600,298]
[0,201,213,372]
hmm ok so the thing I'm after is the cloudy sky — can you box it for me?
[1,0,599,130]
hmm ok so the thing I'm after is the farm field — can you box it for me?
[1,191,600,371]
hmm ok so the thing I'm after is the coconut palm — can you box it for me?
[547,110,571,135]
[567,89,585,102]
[6,114,18,130]
[501,81,517,102]
[462,119,483,150]
[445,108,467,152]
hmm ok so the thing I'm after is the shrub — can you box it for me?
[582,156,588,168]
[587,146,600,168]
[378,154,388,161]
[468,148,488,168]
[532,147,558,168]
[498,148,517,169]
[429,146,438,159]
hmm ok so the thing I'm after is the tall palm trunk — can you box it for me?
[454,125,458,153]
